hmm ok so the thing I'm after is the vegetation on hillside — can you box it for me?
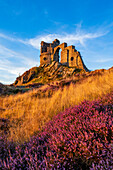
[0,67,113,143]
[0,91,113,169]
[13,61,85,86]
[0,66,113,169]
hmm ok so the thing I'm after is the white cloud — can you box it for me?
[95,58,113,63]
[0,33,26,44]
[27,31,108,50]
[0,44,39,84]
[0,26,108,50]
[0,59,26,76]
[0,44,39,66]
[0,78,13,85]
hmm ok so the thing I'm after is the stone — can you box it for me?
[40,39,89,71]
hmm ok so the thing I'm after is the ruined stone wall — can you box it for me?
[61,49,69,66]
[40,39,88,71]
[40,53,51,65]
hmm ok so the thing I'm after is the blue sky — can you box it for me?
[0,0,113,84]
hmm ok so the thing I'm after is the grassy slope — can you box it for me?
[0,67,113,143]
[1,96,112,169]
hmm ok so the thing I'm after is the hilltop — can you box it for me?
[0,63,113,97]
[13,38,90,86]
[13,61,113,88]
[13,61,87,86]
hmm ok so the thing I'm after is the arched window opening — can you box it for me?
[54,47,62,62]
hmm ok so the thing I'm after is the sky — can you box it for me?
[0,0,113,84]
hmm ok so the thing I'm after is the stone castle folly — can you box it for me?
[40,39,89,71]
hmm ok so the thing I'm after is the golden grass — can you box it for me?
[0,69,113,143]
[0,97,3,107]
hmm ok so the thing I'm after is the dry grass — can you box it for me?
[0,69,113,143]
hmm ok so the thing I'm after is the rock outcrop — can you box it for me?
[14,67,38,85]
[13,61,86,86]
[13,61,113,87]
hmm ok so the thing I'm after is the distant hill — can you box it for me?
[0,83,13,95]
[0,82,27,95]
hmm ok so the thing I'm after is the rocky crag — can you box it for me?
[13,61,113,88]
[13,61,87,86]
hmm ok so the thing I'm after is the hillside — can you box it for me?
[0,65,113,169]
[0,65,113,141]
[13,61,113,89]
[1,88,113,169]
[12,62,113,96]
[13,61,87,86]
[1,64,113,97]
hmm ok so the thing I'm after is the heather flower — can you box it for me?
[0,92,113,169]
